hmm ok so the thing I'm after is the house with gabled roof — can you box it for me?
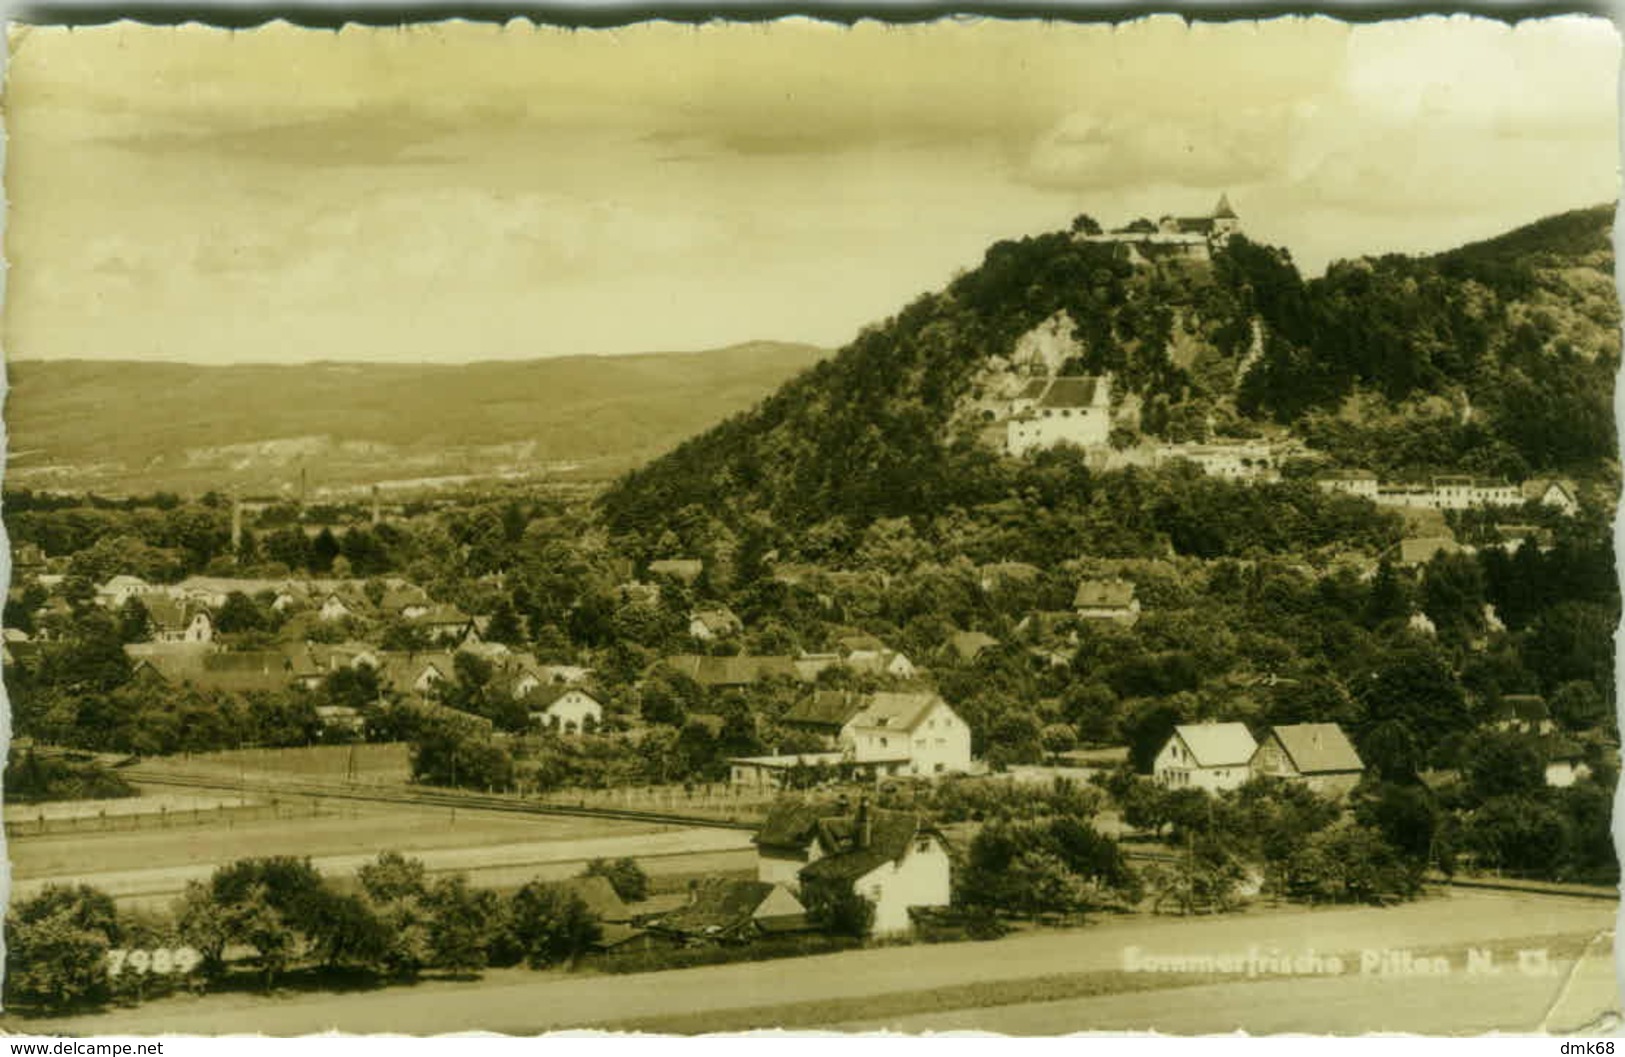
[407,604,478,646]
[644,878,808,943]
[1073,578,1141,625]
[1249,723,1365,797]
[525,685,604,733]
[844,692,971,776]
[96,575,153,608]
[1542,737,1592,788]
[375,651,458,697]
[783,690,867,743]
[793,799,951,936]
[1522,477,1580,515]
[1487,694,1555,736]
[737,690,974,788]
[688,607,743,642]
[127,647,305,696]
[754,799,832,888]
[1153,722,1258,792]
[143,596,214,645]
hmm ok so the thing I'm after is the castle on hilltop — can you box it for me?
[1078,194,1242,263]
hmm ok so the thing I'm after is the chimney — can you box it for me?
[855,796,872,850]
[230,495,242,553]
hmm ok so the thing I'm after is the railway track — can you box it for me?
[124,768,761,832]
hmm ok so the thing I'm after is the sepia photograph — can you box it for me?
[0,12,1619,1036]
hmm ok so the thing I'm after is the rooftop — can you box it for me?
[1172,722,1258,768]
[1266,723,1364,775]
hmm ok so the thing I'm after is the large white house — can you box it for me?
[732,691,973,789]
[1005,376,1113,455]
[755,799,951,935]
[1153,722,1258,792]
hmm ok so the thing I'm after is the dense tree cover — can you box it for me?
[603,207,1616,555]
[957,817,1140,919]
[4,885,124,1011]
[4,748,138,802]
[8,851,771,1015]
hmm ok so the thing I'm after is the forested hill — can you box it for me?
[601,204,1617,551]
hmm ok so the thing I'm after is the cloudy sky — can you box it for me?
[6,15,1618,364]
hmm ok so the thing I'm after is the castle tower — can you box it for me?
[1212,193,1240,238]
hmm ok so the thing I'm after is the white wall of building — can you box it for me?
[854,836,952,935]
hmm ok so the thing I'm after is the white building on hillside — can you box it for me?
[1006,376,1112,455]
[1153,722,1258,792]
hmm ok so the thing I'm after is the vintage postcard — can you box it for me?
[0,13,1618,1036]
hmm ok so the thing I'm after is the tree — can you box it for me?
[116,596,153,644]
[802,880,877,938]
[425,875,501,974]
[203,856,328,989]
[1461,731,1546,803]
[1125,699,1188,774]
[1550,680,1611,733]
[505,883,601,968]
[4,884,121,1011]
[214,591,267,634]
[1462,794,1574,876]
[485,599,526,646]
[581,857,649,903]
[1040,722,1079,758]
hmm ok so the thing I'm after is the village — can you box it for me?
[2,185,1619,1033]
[3,422,1615,1024]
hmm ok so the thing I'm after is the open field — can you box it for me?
[24,888,1617,1036]
[10,794,671,881]
[143,743,413,783]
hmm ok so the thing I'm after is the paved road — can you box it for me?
[30,888,1617,1036]
[13,828,755,906]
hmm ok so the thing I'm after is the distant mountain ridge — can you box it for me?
[4,342,828,495]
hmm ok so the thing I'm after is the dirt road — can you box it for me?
[29,888,1616,1036]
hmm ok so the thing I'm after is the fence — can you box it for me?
[528,783,781,824]
[5,796,363,838]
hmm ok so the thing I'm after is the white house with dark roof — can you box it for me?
[1153,722,1258,792]
[1005,375,1112,455]
[733,690,973,787]
[756,798,950,935]
[144,597,214,644]
[843,691,972,776]
[526,685,604,733]
[1249,723,1365,797]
